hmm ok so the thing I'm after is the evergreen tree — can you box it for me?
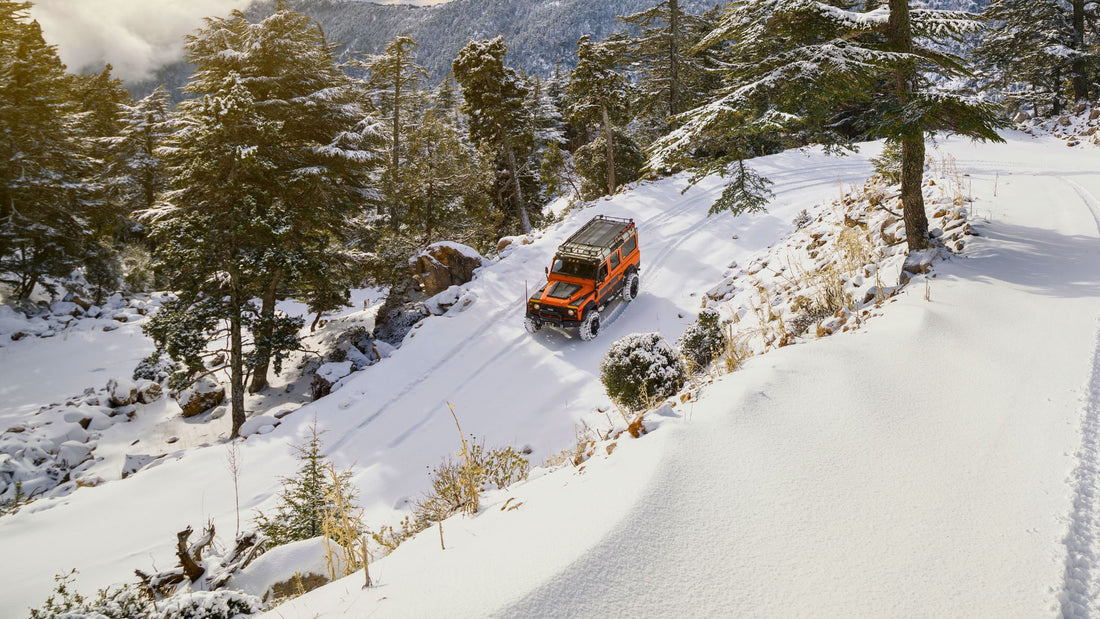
[567,35,637,198]
[0,2,92,299]
[402,107,495,247]
[617,0,718,137]
[71,64,132,241]
[254,423,363,546]
[111,86,172,241]
[527,74,571,202]
[653,1,1005,251]
[976,0,1097,115]
[360,35,429,229]
[145,4,379,435]
[453,37,536,234]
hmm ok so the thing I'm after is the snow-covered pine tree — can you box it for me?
[358,35,429,230]
[402,107,495,247]
[110,86,172,242]
[617,0,719,138]
[975,0,1097,115]
[452,37,536,234]
[0,1,94,300]
[652,0,1005,251]
[254,423,364,547]
[567,35,639,199]
[145,3,379,435]
[527,73,571,202]
[71,65,132,241]
[237,3,380,393]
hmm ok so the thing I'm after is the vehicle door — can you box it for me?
[597,250,621,303]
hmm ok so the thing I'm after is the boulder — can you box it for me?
[239,415,279,437]
[412,242,484,297]
[178,377,225,418]
[136,380,164,404]
[902,249,936,276]
[106,378,139,407]
[57,440,93,468]
[311,361,354,401]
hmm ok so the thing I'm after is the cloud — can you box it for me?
[29,0,252,82]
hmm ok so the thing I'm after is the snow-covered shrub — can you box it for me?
[600,332,686,411]
[155,590,263,619]
[27,570,193,619]
[678,308,727,373]
[792,209,812,229]
[132,349,179,382]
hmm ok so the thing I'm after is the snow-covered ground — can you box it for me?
[5,131,1100,617]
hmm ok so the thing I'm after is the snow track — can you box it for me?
[1060,176,1100,618]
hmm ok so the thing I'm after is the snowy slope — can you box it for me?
[7,132,1100,617]
[0,145,871,614]
[264,132,1100,617]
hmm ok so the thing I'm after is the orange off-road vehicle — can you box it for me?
[524,215,640,340]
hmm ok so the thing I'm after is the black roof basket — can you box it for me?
[557,215,634,261]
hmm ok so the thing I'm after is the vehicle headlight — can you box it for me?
[533,303,540,309]
[567,309,576,317]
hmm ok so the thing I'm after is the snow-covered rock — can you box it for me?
[228,537,332,600]
[177,377,225,418]
[106,378,139,407]
[311,361,354,401]
[239,415,279,437]
[57,441,92,468]
[412,241,484,297]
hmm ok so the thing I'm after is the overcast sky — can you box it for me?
[29,0,252,82]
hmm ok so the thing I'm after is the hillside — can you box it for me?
[5,129,1100,616]
[129,0,987,98]
[265,131,1100,616]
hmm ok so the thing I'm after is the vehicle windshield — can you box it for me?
[551,256,597,280]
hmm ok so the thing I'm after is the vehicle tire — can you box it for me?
[622,271,640,303]
[524,316,540,333]
[579,309,600,341]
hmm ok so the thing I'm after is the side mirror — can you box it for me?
[544,266,549,277]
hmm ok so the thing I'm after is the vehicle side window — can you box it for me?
[622,234,637,257]
[608,251,620,272]
[598,263,608,282]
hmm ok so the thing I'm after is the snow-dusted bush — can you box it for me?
[132,350,179,383]
[28,570,263,619]
[155,590,263,619]
[678,308,727,373]
[600,332,686,411]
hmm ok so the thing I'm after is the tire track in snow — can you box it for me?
[1058,175,1100,618]
[325,302,521,454]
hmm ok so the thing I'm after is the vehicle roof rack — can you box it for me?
[557,215,635,261]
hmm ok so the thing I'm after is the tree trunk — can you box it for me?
[247,272,281,393]
[1052,67,1064,116]
[668,0,680,122]
[1072,0,1089,102]
[229,272,246,439]
[601,102,617,196]
[888,0,929,251]
[390,53,403,229]
[503,138,531,233]
[900,135,928,250]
